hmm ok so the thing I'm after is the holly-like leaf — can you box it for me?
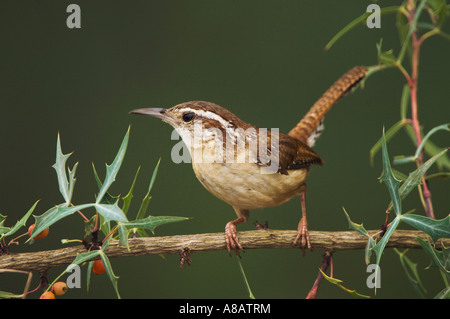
[66,249,103,273]
[100,252,120,299]
[123,215,189,235]
[388,148,449,212]
[342,207,369,237]
[416,237,450,280]
[372,215,402,277]
[2,200,39,238]
[319,269,370,298]
[52,133,78,204]
[136,158,161,221]
[30,203,94,240]
[369,119,409,166]
[95,203,127,224]
[122,166,141,216]
[401,214,450,242]
[380,129,402,215]
[91,163,119,205]
[96,127,130,204]
[118,223,130,251]
[394,249,427,298]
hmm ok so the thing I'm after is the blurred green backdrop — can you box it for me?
[1,1,448,299]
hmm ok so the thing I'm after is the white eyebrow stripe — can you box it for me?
[181,108,232,128]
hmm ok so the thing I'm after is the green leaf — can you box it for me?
[123,215,189,235]
[86,260,94,293]
[365,236,377,266]
[325,6,400,51]
[236,256,255,299]
[401,214,450,242]
[342,207,376,264]
[342,207,369,237]
[414,124,449,160]
[372,216,401,275]
[0,291,24,299]
[319,269,370,298]
[416,237,450,280]
[394,249,427,298]
[31,203,94,241]
[96,127,130,204]
[95,203,128,224]
[369,120,409,166]
[100,252,121,299]
[52,133,77,204]
[428,0,449,28]
[121,166,141,216]
[46,249,103,293]
[404,125,450,170]
[118,223,130,251]
[378,47,397,67]
[380,129,402,215]
[394,149,448,209]
[67,249,103,272]
[2,200,39,238]
[400,84,410,120]
[397,0,427,63]
[434,287,450,299]
[92,163,119,207]
[136,158,161,221]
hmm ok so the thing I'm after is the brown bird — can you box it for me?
[130,66,368,256]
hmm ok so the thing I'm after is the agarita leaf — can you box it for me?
[96,127,130,204]
[401,214,450,242]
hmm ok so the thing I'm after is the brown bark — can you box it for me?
[0,229,447,272]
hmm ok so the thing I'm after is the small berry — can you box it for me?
[92,259,106,274]
[39,291,55,299]
[28,224,49,240]
[51,282,68,296]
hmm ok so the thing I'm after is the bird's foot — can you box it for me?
[294,216,311,256]
[225,221,244,258]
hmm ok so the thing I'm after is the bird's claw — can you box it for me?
[294,217,311,256]
[225,222,243,257]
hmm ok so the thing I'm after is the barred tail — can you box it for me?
[288,66,369,146]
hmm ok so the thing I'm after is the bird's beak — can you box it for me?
[129,108,174,125]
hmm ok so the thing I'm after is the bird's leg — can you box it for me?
[225,208,249,257]
[294,188,311,256]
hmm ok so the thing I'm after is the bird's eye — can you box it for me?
[182,112,195,122]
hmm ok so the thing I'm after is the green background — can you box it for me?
[1,1,448,299]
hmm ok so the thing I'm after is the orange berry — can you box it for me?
[39,291,55,299]
[28,224,49,240]
[92,259,106,274]
[51,282,68,296]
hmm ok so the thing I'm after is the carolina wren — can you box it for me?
[131,66,368,256]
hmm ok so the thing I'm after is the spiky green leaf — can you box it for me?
[136,158,161,221]
[31,203,94,241]
[401,214,450,242]
[342,207,370,237]
[394,249,427,298]
[319,269,370,298]
[96,127,130,204]
[416,237,450,280]
[2,200,39,238]
[95,203,128,224]
[100,252,120,299]
[122,166,141,216]
[380,129,402,215]
[52,133,76,204]
[123,215,189,234]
